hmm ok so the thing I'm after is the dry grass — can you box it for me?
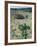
[10,10,32,39]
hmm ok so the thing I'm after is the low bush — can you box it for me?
[15,14,25,19]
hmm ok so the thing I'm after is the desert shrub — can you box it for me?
[15,14,25,19]
[25,15,28,19]
[18,23,30,39]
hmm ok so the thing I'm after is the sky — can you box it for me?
[10,6,32,9]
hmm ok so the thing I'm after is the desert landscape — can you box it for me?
[10,7,32,39]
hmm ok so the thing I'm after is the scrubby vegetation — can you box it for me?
[18,23,30,39]
[10,7,32,39]
[15,14,25,19]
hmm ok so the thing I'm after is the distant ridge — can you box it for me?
[11,7,32,12]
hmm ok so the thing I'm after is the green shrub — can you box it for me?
[18,23,30,39]
[25,15,28,19]
[15,14,25,19]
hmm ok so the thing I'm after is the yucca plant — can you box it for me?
[18,23,30,39]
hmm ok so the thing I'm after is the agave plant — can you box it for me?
[18,23,30,39]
